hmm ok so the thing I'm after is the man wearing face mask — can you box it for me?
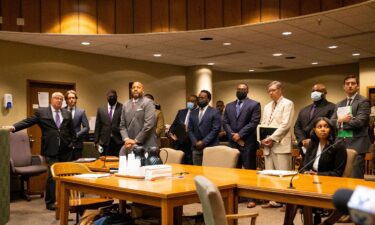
[294,84,335,156]
[169,95,198,164]
[188,90,221,165]
[94,89,124,156]
[223,83,261,208]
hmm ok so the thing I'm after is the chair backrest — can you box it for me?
[202,146,240,168]
[51,162,92,198]
[160,148,184,164]
[194,175,228,225]
[342,149,357,178]
[256,149,264,170]
[365,151,374,175]
[9,132,32,167]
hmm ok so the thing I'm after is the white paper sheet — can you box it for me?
[38,92,49,107]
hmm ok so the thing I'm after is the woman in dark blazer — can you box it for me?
[284,117,347,225]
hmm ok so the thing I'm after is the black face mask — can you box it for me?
[198,100,208,108]
[107,96,117,106]
[236,91,247,100]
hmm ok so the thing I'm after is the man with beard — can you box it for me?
[294,84,335,157]
[120,82,156,150]
[94,89,124,156]
[188,90,221,165]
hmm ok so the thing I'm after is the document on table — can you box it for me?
[74,173,111,179]
[257,170,297,177]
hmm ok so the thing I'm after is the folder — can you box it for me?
[257,125,278,142]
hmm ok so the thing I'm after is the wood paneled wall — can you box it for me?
[0,0,367,34]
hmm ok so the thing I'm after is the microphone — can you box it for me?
[333,186,375,225]
[288,138,344,189]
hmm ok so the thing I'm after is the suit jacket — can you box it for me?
[13,107,76,157]
[94,102,123,146]
[223,98,261,149]
[66,107,89,149]
[188,106,221,147]
[302,142,347,177]
[331,94,371,154]
[294,99,336,147]
[169,108,196,144]
[120,97,157,147]
[261,96,294,155]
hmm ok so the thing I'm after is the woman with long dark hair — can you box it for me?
[284,117,347,225]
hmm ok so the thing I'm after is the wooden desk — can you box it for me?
[59,164,237,225]
[59,163,375,225]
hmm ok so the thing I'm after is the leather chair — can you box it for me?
[194,175,258,225]
[160,148,184,164]
[9,132,47,201]
[202,145,240,168]
[51,162,113,223]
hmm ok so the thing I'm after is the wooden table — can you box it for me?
[59,163,375,225]
[59,164,237,225]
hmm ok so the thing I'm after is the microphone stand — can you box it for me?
[102,147,108,169]
[288,138,344,189]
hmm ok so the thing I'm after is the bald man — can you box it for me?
[120,82,157,150]
[294,84,336,155]
[9,92,76,210]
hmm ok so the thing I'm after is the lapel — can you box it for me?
[351,95,359,115]
[103,105,111,123]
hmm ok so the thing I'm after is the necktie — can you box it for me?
[55,111,61,128]
[198,109,204,122]
[185,110,191,126]
[108,106,113,121]
[309,104,316,120]
[347,98,353,106]
[236,100,242,118]
[267,102,277,125]
[69,108,74,119]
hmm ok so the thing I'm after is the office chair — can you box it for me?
[160,147,184,164]
[9,132,47,201]
[202,145,240,168]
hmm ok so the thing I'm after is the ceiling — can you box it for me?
[0,1,374,73]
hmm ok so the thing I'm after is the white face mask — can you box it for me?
[311,91,323,102]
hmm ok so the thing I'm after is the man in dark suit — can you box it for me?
[94,89,124,156]
[224,83,261,169]
[331,75,371,178]
[188,90,221,165]
[120,82,156,150]
[223,83,260,208]
[65,90,89,160]
[9,92,76,210]
[169,95,198,164]
[294,84,335,156]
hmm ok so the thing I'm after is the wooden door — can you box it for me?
[27,80,75,194]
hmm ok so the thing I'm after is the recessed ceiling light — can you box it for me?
[328,45,338,49]
[81,41,90,46]
[311,62,319,65]
[153,53,162,57]
[207,62,215,66]
[223,42,232,46]
[248,69,255,72]
[352,53,360,56]
[282,31,292,36]
[200,37,213,41]
[272,53,283,57]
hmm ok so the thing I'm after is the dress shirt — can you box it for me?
[312,143,324,171]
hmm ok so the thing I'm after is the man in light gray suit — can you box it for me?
[120,82,157,151]
[331,75,371,178]
[65,90,90,160]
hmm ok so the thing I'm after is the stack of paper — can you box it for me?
[143,165,172,181]
[74,173,111,179]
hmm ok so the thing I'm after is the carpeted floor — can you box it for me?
[8,196,354,225]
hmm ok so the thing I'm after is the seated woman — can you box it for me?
[284,117,347,225]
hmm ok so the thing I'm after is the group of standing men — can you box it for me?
[7,75,372,211]
[7,81,160,210]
